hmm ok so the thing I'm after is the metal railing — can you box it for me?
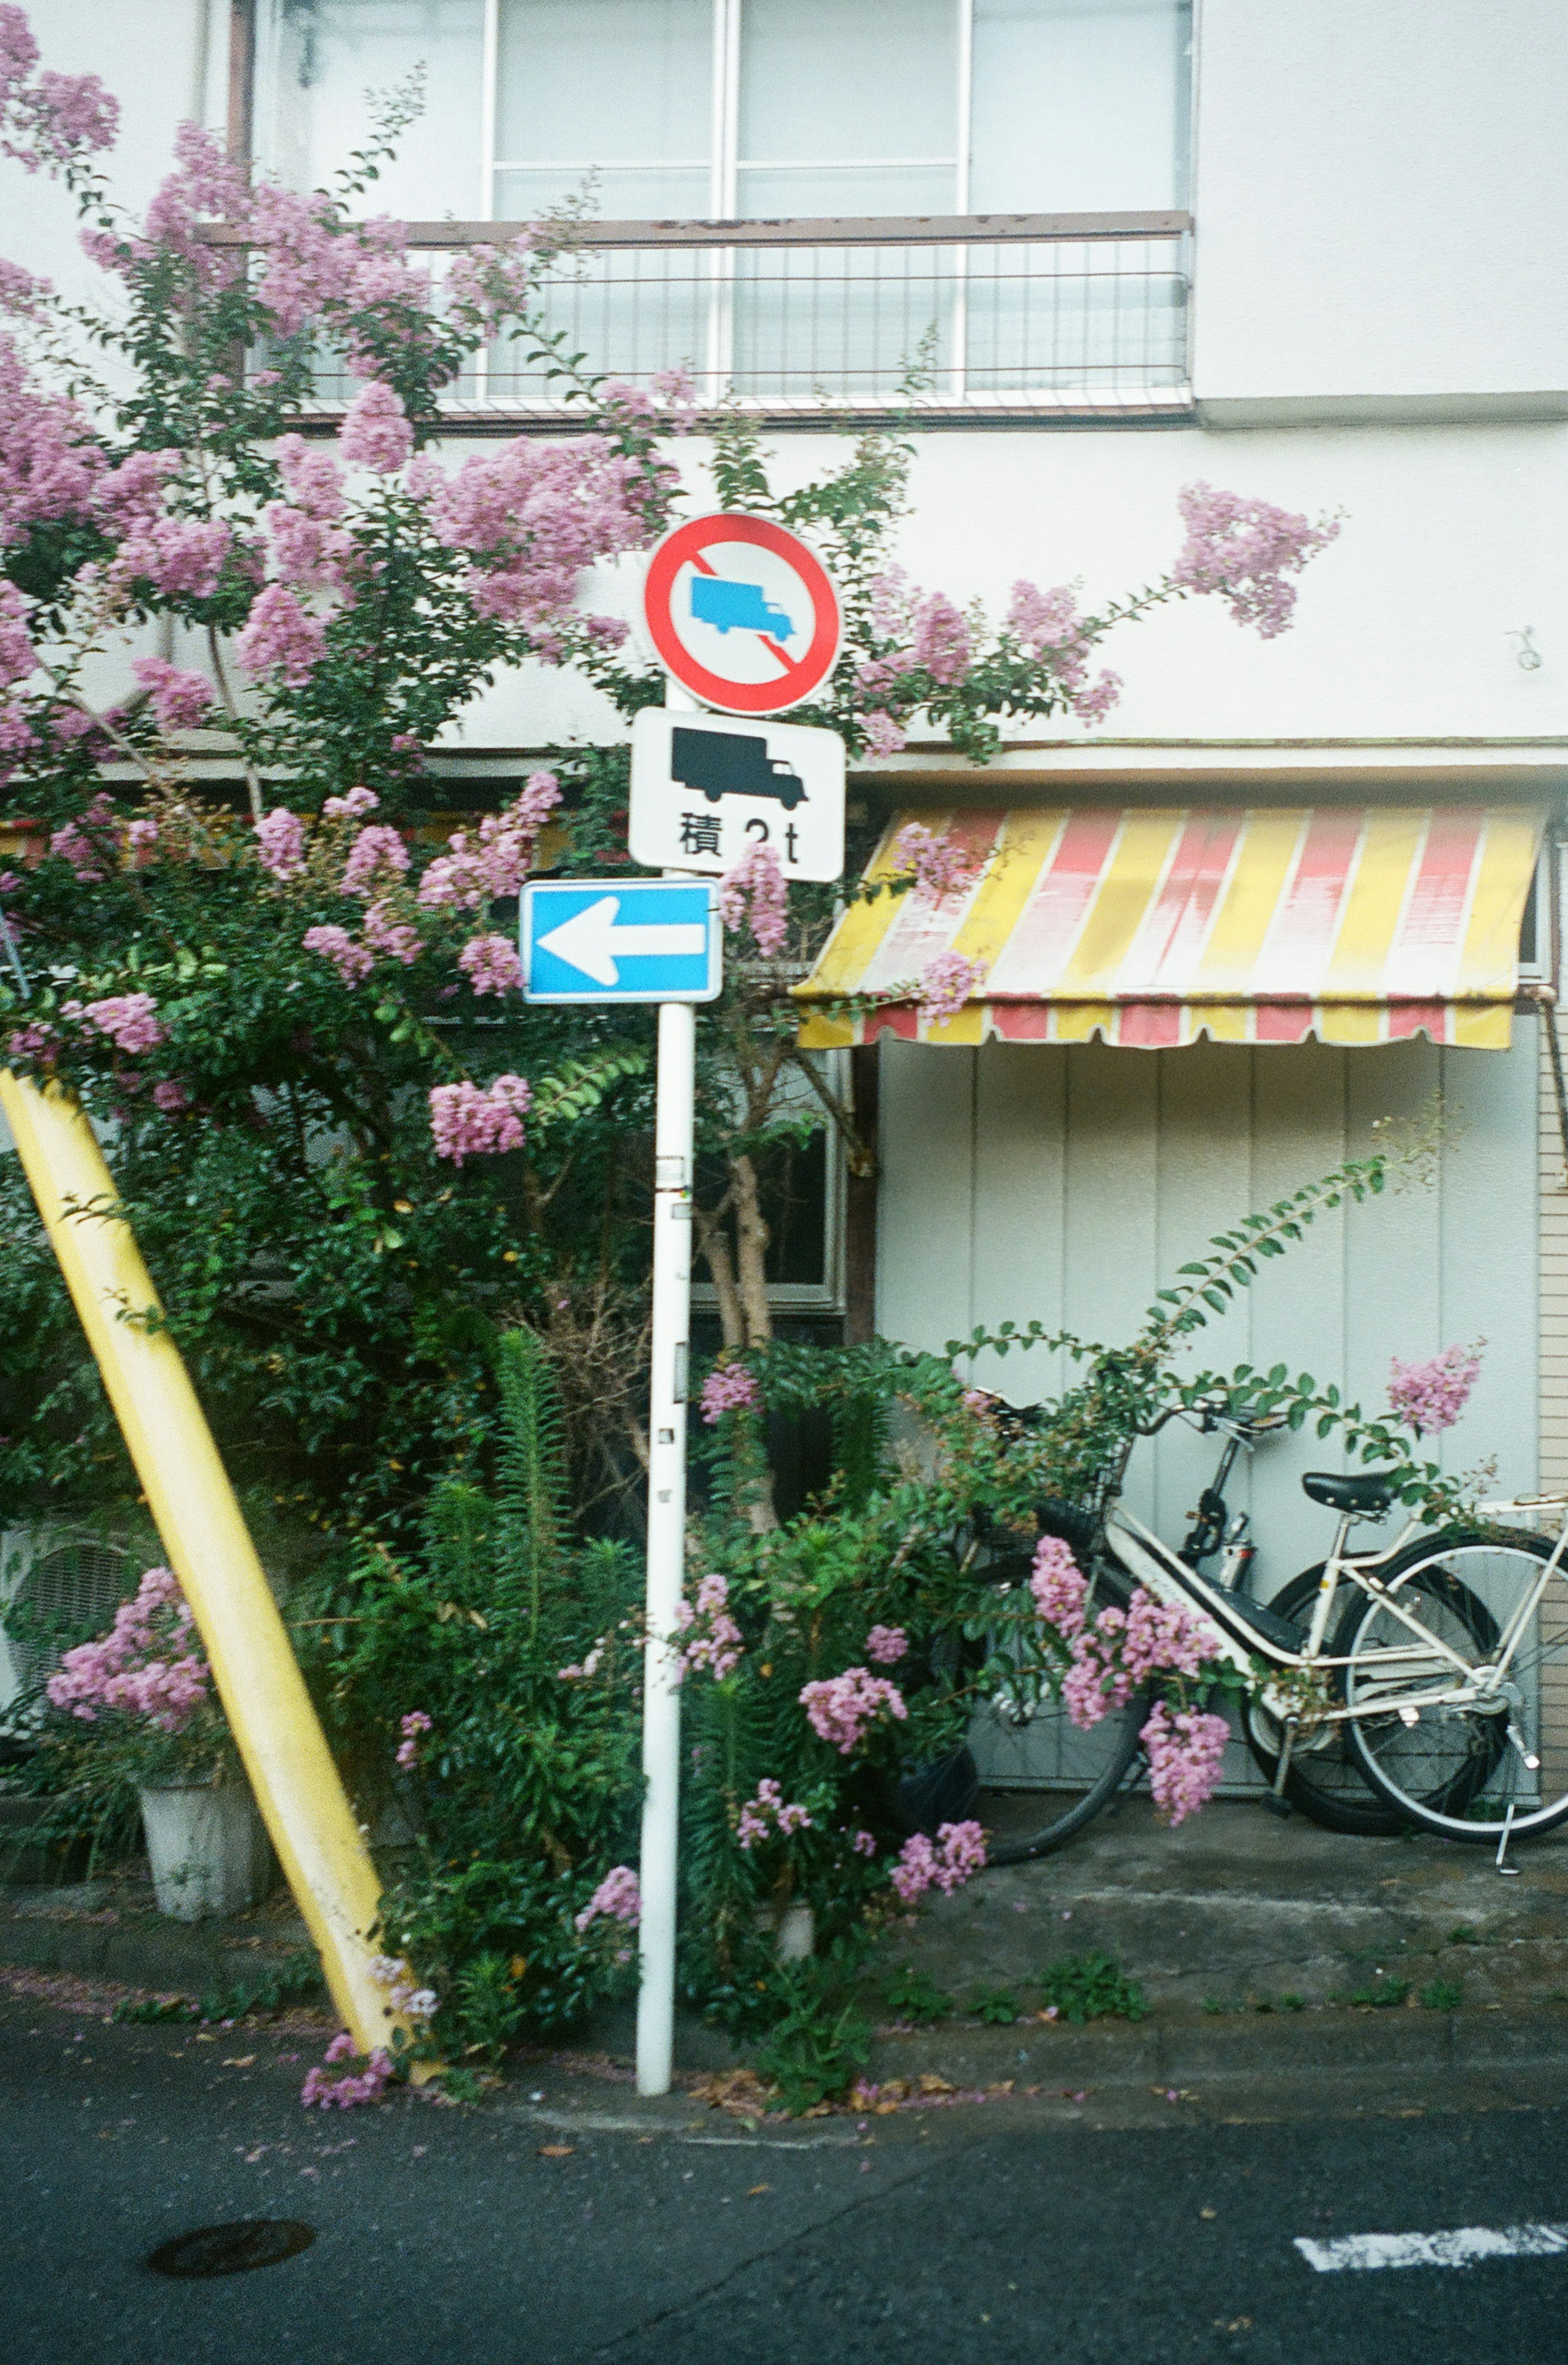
[252,211,1193,428]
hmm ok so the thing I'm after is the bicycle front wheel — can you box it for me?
[1340,1528,1568,1842]
[969,1550,1149,1863]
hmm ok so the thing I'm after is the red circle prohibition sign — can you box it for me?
[642,512,842,715]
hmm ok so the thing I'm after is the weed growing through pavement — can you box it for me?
[1037,1953,1147,2024]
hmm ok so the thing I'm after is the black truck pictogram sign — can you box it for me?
[671,726,807,812]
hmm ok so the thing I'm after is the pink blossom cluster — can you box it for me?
[416,774,561,910]
[717,842,788,957]
[888,822,978,904]
[674,1574,744,1679]
[1172,481,1341,640]
[302,923,373,984]
[49,792,120,879]
[962,1388,998,1419]
[556,1639,605,1683]
[889,1819,987,1906]
[859,710,907,758]
[445,232,542,339]
[339,824,409,899]
[0,579,33,686]
[1116,1590,1212,1684]
[339,380,413,474]
[259,434,354,595]
[151,1079,188,1114]
[130,656,211,731]
[1140,1701,1230,1826]
[1005,579,1123,724]
[427,1073,531,1165]
[67,990,165,1054]
[908,591,972,686]
[575,1864,641,1932]
[0,331,102,550]
[849,1828,879,1857]
[46,1566,210,1733]
[735,1778,814,1851]
[301,2031,395,2110]
[394,1709,432,1772]
[0,6,119,173]
[410,437,661,637]
[1058,1580,1221,1740]
[323,784,378,820]
[916,951,987,1025]
[254,806,307,879]
[119,117,428,352]
[863,1625,908,1666]
[367,1955,439,2020]
[236,584,327,685]
[699,1362,759,1424]
[363,900,421,966]
[1029,1534,1089,1634]
[114,509,230,603]
[799,1666,908,1755]
[458,933,523,998]
[1387,1343,1483,1436]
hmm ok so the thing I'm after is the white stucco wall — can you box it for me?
[446,418,1568,753]
[1190,0,1568,414]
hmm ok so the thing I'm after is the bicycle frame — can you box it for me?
[1100,1476,1568,1728]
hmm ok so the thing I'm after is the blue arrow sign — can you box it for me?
[521,878,722,1004]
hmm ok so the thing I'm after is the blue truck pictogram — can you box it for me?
[688,576,795,640]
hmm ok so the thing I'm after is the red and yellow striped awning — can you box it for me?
[794,805,1546,1051]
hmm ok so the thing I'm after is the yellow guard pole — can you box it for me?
[1,1069,402,2057]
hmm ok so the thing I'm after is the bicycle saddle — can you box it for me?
[1300,1470,1393,1517]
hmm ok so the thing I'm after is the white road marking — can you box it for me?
[1296,2222,1568,2273]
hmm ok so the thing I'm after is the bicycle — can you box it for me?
[964,1403,1568,1863]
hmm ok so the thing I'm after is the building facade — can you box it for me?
[9,0,1568,1635]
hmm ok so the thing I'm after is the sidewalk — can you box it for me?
[5,1794,1568,2123]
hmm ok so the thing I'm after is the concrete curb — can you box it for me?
[863,1998,1568,2090]
[0,1889,314,2001]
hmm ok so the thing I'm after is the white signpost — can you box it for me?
[622,517,846,2100]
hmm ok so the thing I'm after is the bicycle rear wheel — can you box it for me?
[967,1550,1149,1863]
[1340,1528,1568,1842]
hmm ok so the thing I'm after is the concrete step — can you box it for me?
[878,1793,1568,2013]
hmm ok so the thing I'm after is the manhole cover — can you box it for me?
[145,2220,316,2278]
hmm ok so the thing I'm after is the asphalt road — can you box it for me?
[3,1990,1566,2365]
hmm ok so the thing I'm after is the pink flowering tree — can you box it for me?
[39,1564,236,1797]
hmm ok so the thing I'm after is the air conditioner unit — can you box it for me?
[0,1525,136,1731]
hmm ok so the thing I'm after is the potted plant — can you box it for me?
[45,1567,269,1920]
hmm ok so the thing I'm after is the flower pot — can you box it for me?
[137,1781,270,1921]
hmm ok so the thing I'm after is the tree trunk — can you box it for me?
[694,1208,746,1349]
[730,1151,773,1347]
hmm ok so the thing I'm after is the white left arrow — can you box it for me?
[536,895,707,987]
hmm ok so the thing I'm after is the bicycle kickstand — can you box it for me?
[1261,1715,1297,1820]
[1496,1800,1520,1878]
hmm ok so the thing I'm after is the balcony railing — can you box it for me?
[228,211,1192,429]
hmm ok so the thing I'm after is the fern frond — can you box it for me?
[494,1327,572,1635]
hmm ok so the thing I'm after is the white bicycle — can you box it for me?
[973,1405,1568,1861]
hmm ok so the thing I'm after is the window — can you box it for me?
[691,1051,847,1314]
[256,1,1192,222]
[254,2,1192,408]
